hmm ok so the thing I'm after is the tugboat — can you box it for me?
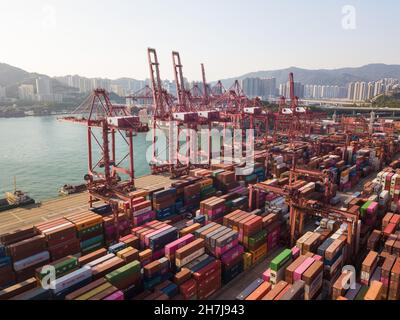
[0,178,35,212]
[59,184,87,196]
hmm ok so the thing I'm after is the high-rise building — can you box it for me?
[36,77,52,95]
[279,83,287,98]
[241,78,260,98]
[347,82,355,100]
[359,82,367,101]
[261,78,277,99]
[18,84,35,101]
[367,82,374,100]
[279,81,304,99]
[111,84,126,97]
[241,77,277,99]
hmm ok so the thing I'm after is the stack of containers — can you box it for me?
[199,178,216,200]
[131,198,155,227]
[183,182,201,212]
[268,250,324,300]
[296,232,322,255]
[187,254,221,299]
[198,222,242,284]
[0,278,41,300]
[253,163,266,182]
[367,230,381,251]
[213,170,238,193]
[332,269,355,300]
[0,232,17,288]
[171,179,192,215]
[359,201,379,227]
[34,218,80,261]
[301,258,324,300]
[382,212,400,237]
[153,188,177,220]
[174,268,197,300]
[264,214,282,253]
[383,234,400,255]
[132,221,178,261]
[317,233,347,297]
[175,239,206,269]
[272,155,288,178]
[224,211,267,265]
[7,233,49,282]
[388,257,400,300]
[361,251,379,286]
[248,187,266,212]
[102,213,131,245]
[199,197,226,223]
[89,253,125,281]
[364,280,384,300]
[64,211,104,256]
[143,257,171,291]
[35,255,79,283]
[51,265,93,299]
[165,234,195,271]
[65,278,120,300]
[380,254,397,300]
[236,278,264,300]
[116,247,139,264]
[265,193,288,216]
[269,249,293,285]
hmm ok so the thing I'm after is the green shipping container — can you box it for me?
[105,260,141,285]
[38,256,78,280]
[248,229,267,250]
[81,235,104,250]
[81,242,104,255]
[360,201,372,217]
[212,170,225,178]
[355,285,369,300]
[78,223,103,238]
[269,249,292,272]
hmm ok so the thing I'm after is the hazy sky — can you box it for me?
[1,0,399,81]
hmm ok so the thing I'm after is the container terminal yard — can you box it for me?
[1,48,400,301]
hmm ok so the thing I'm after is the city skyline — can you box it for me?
[0,1,399,81]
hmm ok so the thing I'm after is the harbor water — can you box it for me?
[0,116,152,201]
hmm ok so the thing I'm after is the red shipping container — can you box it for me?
[193,260,221,282]
[48,238,80,261]
[198,278,221,300]
[197,269,220,290]
[243,216,263,236]
[180,279,197,300]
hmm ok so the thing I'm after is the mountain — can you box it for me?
[216,64,400,88]
[0,63,35,87]
[2,62,400,92]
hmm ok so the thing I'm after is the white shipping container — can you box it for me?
[176,247,205,268]
[13,251,50,272]
[52,266,92,294]
[85,253,115,268]
[244,107,262,115]
[379,191,389,206]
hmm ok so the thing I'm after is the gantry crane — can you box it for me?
[62,89,147,239]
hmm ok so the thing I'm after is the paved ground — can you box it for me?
[0,174,173,234]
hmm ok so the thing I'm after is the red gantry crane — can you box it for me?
[61,89,147,239]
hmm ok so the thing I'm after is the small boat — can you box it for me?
[0,190,35,212]
[0,177,35,212]
[59,184,87,196]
